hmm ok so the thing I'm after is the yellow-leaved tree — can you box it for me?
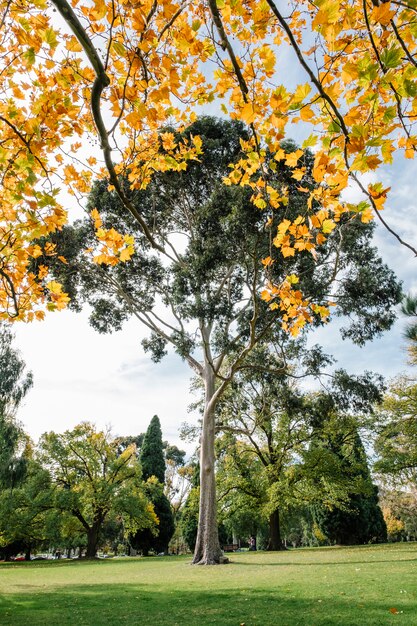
[1,0,416,562]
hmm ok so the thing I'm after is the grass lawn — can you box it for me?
[0,543,416,625]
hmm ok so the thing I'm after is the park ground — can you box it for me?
[0,543,416,625]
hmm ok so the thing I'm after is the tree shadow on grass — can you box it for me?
[0,583,415,626]
[230,557,417,567]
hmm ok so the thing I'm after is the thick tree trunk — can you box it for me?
[192,370,223,565]
[25,547,31,561]
[267,509,284,551]
[85,523,100,558]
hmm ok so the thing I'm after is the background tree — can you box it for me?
[0,324,33,488]
[141,416,166,484]
[400,294,417,364]
[374,376,417,485]
[216,366,386,551]
[38,422,157,557]
[0,460,53,561]
[380,488,417,542]
[311,428,387,545]
[40,116,401,563]
[0,325,36,559]
[130,415,174,555]
[163,444,190,525]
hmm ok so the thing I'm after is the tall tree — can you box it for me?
[374,376,417,485]
[38,422,157,557]
[0,324,33,483]
[216,355,386,550]
[130,415,174,555]
[141,415,166,484]
[39,117,401,563]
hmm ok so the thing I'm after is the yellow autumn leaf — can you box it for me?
[119,247,134,262]
[322,219,336,234]
[240,102,256,124]
[285,150,303,167]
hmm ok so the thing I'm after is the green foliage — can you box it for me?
[311,429,387,545]
[0,325,33,490]
[141,415,166,483]
[130,480,174,555]
[40,117,402,356]
[38,422,156,557]
[0,324,33,419]
[180,487,199,551]
[0,326,35,558]
[374,376,417,483]
[0,461,53,558]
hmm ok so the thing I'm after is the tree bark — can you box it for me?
[86,522,100,558]
[267,508,284,551]
[192,369,223,565]
[25,547,31,561]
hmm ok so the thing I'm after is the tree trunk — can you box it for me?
[25,547,31,561]
[86,523,100,558]
[267,509,284,551]
[192,369,223,565]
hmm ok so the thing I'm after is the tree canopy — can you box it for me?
[38,422,157,557]
[0,0,415,320]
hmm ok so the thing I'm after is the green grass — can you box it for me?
[0,543,416,625]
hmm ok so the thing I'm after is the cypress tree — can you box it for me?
[140,415,166,483]
[131,415,174,554]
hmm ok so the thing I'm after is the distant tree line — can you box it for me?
[1,321,416,561]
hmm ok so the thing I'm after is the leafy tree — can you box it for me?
[1,0,416,323]
[400,295,417,364]
[0,460,53,560]
[0,325,33,419]
[130,415,174,555]
[0,0,412,565]
[216,350,386,550]
[38,422,157,557]
[374,377,417,484]
[312,431,386,545]
[0,325,36,559]
[380,488,417,542]
[41,116,400,563]
[0,324,33,488]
